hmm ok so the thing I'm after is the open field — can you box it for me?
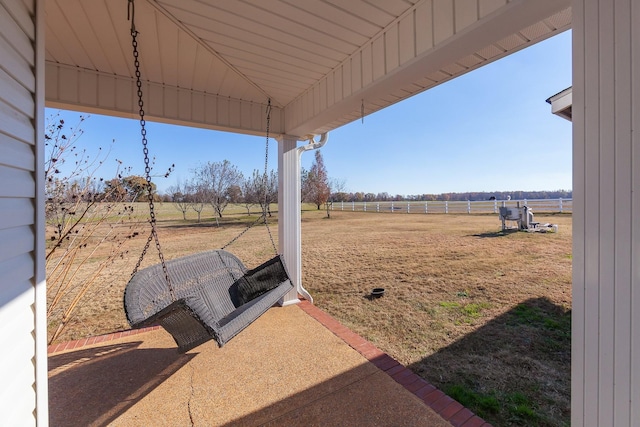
[47,204,572,426]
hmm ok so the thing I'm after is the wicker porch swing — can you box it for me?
[122,0,293,353]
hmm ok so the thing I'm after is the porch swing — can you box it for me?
[122,0,293,353]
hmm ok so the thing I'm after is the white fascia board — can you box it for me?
[285,0,571,138]
[548,88,573,120]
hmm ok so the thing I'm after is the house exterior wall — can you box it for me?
[0,0,47,424]
[572,0,640,425]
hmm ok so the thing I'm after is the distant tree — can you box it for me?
[167,180,190,220]
[261,170,278,216]
[186,181,206,223]
[302,151,330,209]
[241,175,257,214]
[300,167,311,204]
[122,175,152,201]
[333,191,349,203]
[227,184,243,204]
[352,192,364,202]
[193,160,243,218]
[102,178,127,201]
[102,174,157,202]
[376,192,390,201]
[244,169,277,216]
[325,178,346,218]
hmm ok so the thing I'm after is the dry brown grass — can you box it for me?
[48,204,572,426]
[301,210,571,426]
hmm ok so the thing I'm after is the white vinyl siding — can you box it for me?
[572,0,640,425]
[0,0,43,425]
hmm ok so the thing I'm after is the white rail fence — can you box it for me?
[331,199,572,214]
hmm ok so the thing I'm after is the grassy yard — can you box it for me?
[47,203,572,426]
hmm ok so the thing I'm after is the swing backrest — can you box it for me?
[124,250,247,327]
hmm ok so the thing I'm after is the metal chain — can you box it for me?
[128,0,174,299]
[222,99,278,255]
[261,100,278,254]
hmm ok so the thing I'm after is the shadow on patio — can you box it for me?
[409,297,571,425]
[48,304,467,426]
[49,342,196,426]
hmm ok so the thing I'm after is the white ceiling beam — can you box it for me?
[44,62,283,136]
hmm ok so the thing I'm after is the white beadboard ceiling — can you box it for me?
[44,0,571,137]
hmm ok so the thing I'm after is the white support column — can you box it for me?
[572,1,639,425]
[278,134,327,305]
[278,137,306,305]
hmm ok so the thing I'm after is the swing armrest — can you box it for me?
[231,254,290,306]
[215,279,293,346]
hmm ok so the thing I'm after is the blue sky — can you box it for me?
[48,30,572,197]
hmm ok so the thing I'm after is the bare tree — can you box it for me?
[325,177,346,218]
[241,176,257,214]
[168,180,190,220]
[45,114,144,344]
[302,150,330,210]
[193,160,243,218]
[187,181,206,223]
[244,169,277,216]
[227,184,243,205]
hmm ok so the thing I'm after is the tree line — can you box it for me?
[329,189,573,203]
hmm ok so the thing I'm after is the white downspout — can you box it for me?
[295,134,327,303]
[298,133,329,154]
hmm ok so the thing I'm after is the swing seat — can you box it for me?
[124,250,294,352]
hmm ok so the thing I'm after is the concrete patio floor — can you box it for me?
[48,302,489,426]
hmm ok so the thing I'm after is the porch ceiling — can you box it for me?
[44,0,571,138]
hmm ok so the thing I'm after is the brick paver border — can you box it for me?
[47,326,162,354]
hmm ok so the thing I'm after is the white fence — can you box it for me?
[331,198,572,214]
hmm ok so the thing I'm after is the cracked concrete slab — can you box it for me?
[48,305,451,426]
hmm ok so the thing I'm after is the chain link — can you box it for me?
[222,99,278,255]
[128,2,174,299]
[262,100,278,254]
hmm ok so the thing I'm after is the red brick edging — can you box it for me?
[47,326,162,354]
[298,301,491,427]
